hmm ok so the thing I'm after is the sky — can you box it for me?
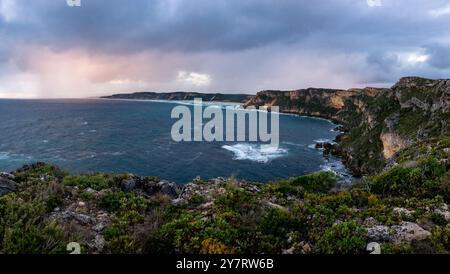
[0,0,450,98]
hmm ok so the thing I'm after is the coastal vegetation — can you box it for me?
[0,148,449,254]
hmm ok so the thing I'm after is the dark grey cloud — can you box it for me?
[2,0,448,54]
[1,0,450,97]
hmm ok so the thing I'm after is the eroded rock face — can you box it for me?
[119,176,181,199]
[0,173,17,196]
[380,133,411,159]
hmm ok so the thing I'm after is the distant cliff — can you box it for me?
[102,92,253,103]
[245,77,450,175]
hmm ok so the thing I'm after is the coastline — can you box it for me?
[95,97,353,181]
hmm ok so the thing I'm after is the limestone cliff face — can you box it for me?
[244,77,450,175]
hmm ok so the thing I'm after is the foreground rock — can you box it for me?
[120,175,181,199]
[0,173,17,196]
[367,222,432,244]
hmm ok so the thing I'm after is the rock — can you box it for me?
[56,211,96,225]
[282,246,295,255]
[245,184,261,193]
[391,222,431,243]
[158,180,180,198]
[367,222,431,243]
[295,241,312,254]
[87,235,106,252]
[85,188,97,194]
[93,223,106,232]
[393,207,415,217]
[265,201,288,212]
[144,183,160,196]
[94,235,106,252]
[363,217,379,227]
[367,225,392,242]
[0,172,15,180]
[0,174,17,196]
[121,178,137,192]
[435,204,450,222]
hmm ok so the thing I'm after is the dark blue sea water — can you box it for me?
[0,99,349,183]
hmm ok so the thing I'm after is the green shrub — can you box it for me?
[0,194,67,254]
[107,235,141,254]
[2,222,66,254]
[431,224,450,253]
[382,243,413,254]
[100,192,151,212]
[157,212,206,254]
[63,174,117,191]
[369,157,448,199]
[13,163,67,183]
[260,208,294,238]
[314,221,367,254]
[214,188,259,215]
[290,172,338,194]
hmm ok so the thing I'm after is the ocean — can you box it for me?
[0,99,350,183]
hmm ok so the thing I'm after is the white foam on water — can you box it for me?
[320,158,353,184]
[308,144,318,150]
[0,152,10,160]
[313,138,336,144]
[222,143,288,163]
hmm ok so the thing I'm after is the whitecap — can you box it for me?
[0,152,10,160]
[308,144,318,150]
[222,143,288,163]
[320,158,353,184]
[313,138,336,145]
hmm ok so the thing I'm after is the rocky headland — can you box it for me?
[102,91,253,103]
[244,77,450,176]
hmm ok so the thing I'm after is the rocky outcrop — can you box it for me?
[244,77,450,175]
[367,222,431,244]
[0,173,17,196]
[120,175,181,199]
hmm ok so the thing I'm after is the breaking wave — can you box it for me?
[222,143,288,163]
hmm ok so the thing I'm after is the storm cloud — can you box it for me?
[0,0,450,98]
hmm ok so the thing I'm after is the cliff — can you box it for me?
[102,92,253,103]
[244,77,450,175]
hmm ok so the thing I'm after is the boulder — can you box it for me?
[367,222,431,243]
[434,204,450,222]
[121,178,137,192]
[393,207,415,217]
[367,225,392,242]
[0,173,17,196]
[158,180,180,198]
[55,210,96,225]
[391,222,431,243]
